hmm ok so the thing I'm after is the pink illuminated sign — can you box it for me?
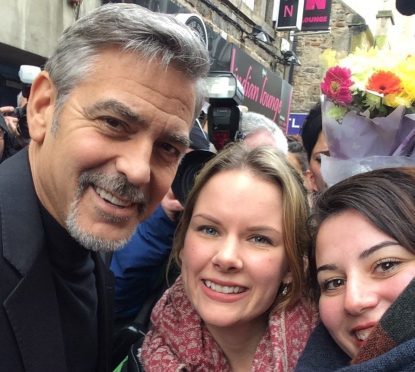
[301,0,332,31]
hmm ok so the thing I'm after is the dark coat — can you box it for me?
[111,204,176,320]
[295,279,415,372]
[0,148,113,371]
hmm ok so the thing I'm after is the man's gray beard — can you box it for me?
[66,204,131,252]
[65,171,147,252]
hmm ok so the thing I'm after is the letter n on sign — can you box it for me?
[273,0,305,30]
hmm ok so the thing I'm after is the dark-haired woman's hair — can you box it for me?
[287,136,309,174]
[307,167,415,301]
[301,102,322,162]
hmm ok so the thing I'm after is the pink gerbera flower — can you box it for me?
[321,66,353,105]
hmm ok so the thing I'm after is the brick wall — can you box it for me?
[290,0,374,112]
[177,0,285,77]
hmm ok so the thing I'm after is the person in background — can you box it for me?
[0,3,209,372]
[0,114,20,163]
[240,111,288,153]
[287,135,310,186]
[140,143,317,371]
[296,167,415,371]
[0,105,19,138]
[0,123,6,159]
[0,89,29,162]
[0,122,6,161]
[1,92,28,139]
[301,102,329,200]
[12,91,30,148]
[110,110,290,326]
[0,66,41,151]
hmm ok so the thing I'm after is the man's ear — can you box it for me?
[27,71,56,143]
[304,169,318,192]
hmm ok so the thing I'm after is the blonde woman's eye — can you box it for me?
[198,226,218,236]
[250,235,273,245]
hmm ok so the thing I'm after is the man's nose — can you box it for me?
[115,139,152,186]
[211,236,243,273]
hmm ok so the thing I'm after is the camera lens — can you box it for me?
[172,150,215,205]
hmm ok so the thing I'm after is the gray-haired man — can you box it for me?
[0,3,209,371]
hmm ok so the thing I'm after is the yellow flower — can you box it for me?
[321,47,415,118]
[395,56,415,103]
[383,93,399,108]
[321,49,338,69]
[384,93,412,108]
[401,81,415,104]
[339,50,378,90]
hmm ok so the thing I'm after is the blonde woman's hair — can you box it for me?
[172,142,310,310]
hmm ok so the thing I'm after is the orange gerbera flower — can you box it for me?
[366,70,402,95]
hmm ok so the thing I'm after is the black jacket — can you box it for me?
[0,149,113,371]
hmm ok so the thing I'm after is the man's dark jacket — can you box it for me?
[0,149,113,371]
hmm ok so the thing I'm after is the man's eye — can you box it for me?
[158,142,181,158]
[100,117,126,129]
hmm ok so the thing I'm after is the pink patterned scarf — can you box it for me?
[141,276,318,371]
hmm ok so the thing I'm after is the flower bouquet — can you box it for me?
[319,48,415,186]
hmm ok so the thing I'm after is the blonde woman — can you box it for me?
[141,143,318,371]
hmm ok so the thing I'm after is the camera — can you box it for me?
[13,106,29,139]
[12,65,40,144]
[171,72,245,205]
[4,105,29,139]
[206,72,244,151]
[172,149,215,205]
[12,106,26,120]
